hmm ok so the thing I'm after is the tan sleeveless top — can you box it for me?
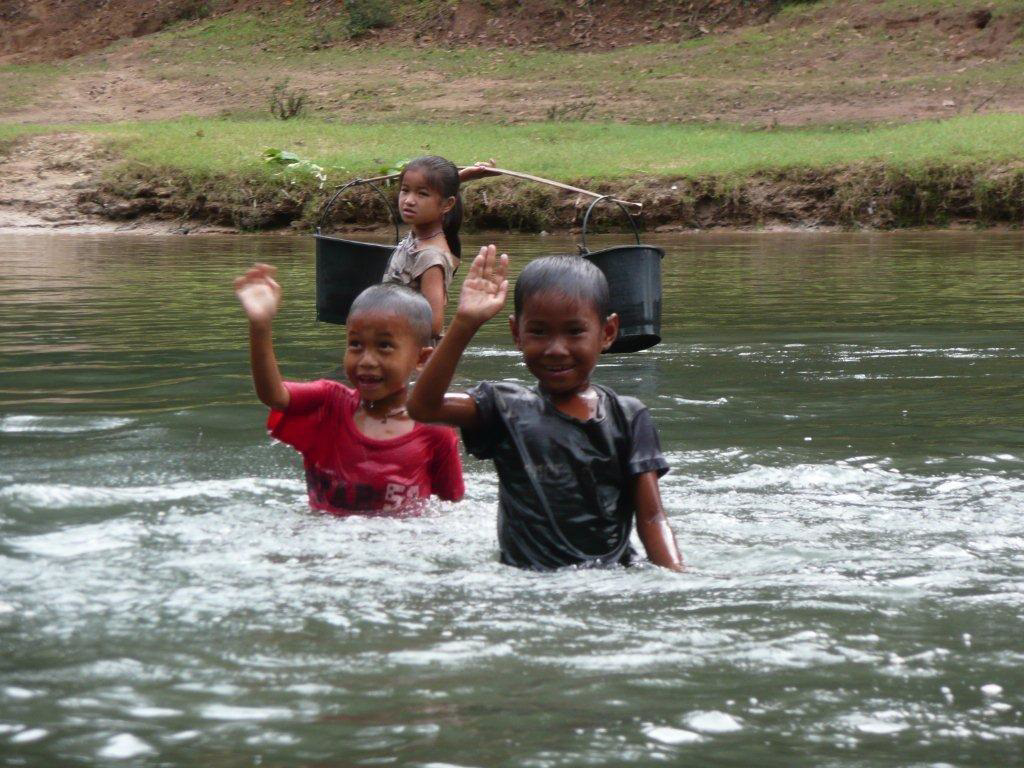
[382,233,458,303]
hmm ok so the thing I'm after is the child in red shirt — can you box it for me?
[234,263,464,515]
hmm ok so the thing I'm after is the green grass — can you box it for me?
[2,0,1017,127]
[126,0,1023,127]
[0,62,69,109]
[0,124,58,143]
[53,113,1024,183]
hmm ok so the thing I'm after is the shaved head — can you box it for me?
[349,284,433,346]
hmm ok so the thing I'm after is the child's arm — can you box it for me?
[407,245,509,429]
[458,160,498,183]
[633,472,684,571]
[419,266,446,339]
[234,263,290,410]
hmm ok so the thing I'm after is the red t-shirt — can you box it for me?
[267,379,464,516]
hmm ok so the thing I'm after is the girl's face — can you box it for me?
[398,168,455,227]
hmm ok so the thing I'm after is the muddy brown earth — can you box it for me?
[0,133,234,233]
[0,133,108,232]
[0,0,769,61]
[4,1,1022,129]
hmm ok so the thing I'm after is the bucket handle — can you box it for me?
[316,178,401,244]
[579,194,641,254]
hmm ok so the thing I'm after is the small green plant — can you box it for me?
[309,27,335,50]
[269,80,307,120]
[344,0,394,39]
[263,148,333,189]
[375,158,412,176]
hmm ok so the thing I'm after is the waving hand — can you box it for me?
[457,245,509,327]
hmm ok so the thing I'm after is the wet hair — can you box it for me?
[513,256,609,320]
[399,155,463,259]
[348,283,433,346]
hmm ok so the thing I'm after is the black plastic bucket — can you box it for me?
[315,235,394,325]
[579,196,662,354]
[314,178,399,325]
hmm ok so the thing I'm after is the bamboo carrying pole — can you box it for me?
[357,167,643,210]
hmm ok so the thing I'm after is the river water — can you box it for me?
[1,231,1022,766]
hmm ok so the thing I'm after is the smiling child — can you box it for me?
[235,263,464,515]
[408,248,683,570]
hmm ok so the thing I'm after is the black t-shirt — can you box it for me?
[462,381,669,571]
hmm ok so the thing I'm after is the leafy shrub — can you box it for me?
[175,0,213,21]
[344,0,393,38]
[546,101,596,122]
[269,80,307,120]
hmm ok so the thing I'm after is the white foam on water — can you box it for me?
[682,711,743,734]
[1,477,295,510]
[10,519,142,558]
[10,728,48,744]
[993,726,1024,737]
[97,733,155,759]
[245,731,300,746]
[672,396,729,407]
[389,640,514,667]
[980,684,1003,697]
[699,462,889,492]
[163,731,200,743]
[0,414,134,434]
[200,704,293,721]
[3,687,40,700]
[841,711,910,736]
[128,706,182,718]
[857,721,908,735]
[286,683,334,695]
[463,348,521,358]
[643,724,704,745]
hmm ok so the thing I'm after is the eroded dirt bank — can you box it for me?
[2,132,1021,234]
[0,133,115,232]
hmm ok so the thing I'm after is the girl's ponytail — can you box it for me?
[443,194,463,260]
[400,155,462,259]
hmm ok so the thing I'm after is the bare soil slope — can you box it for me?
[3,1,1022,128]
[1,0,771,61]
[0,133,109,230]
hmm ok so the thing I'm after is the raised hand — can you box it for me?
[234,263,281,326]
[456,245,509,327]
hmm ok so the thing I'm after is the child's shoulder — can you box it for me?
[310,377,354,395]
[592,383,650,420]
[414,242,455,262]
[470,379,537,402]
[413,420,460,451]
[294,378,357,407]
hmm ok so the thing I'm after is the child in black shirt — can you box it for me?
[408,246,683,571]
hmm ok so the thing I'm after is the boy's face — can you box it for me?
[510,291,619,396]
[398,168,455,228]
[345,311,430,403]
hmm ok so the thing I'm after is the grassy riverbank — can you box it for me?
[3,113,1023,231]
[74,113,1024,180]
[2,114,1001,230]
[2,0,1022,231]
